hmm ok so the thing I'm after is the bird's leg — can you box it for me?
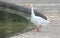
[35,25,41,32]
[36,27,40,32]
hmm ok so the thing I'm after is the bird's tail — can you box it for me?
[46,21,50,23]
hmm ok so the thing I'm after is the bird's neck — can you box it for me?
[31,6,35,18]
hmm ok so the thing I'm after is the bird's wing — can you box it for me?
[36,16,50,23]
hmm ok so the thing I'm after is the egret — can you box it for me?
[30,4,50,32]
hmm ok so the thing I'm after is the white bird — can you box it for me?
[30,4,50,32]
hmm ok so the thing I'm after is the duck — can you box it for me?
[30,4,50,32]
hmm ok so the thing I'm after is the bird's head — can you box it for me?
[29,4,33,8]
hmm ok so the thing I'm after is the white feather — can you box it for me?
[30,4,50,27]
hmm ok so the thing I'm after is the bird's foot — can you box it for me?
[35,27,40,32]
